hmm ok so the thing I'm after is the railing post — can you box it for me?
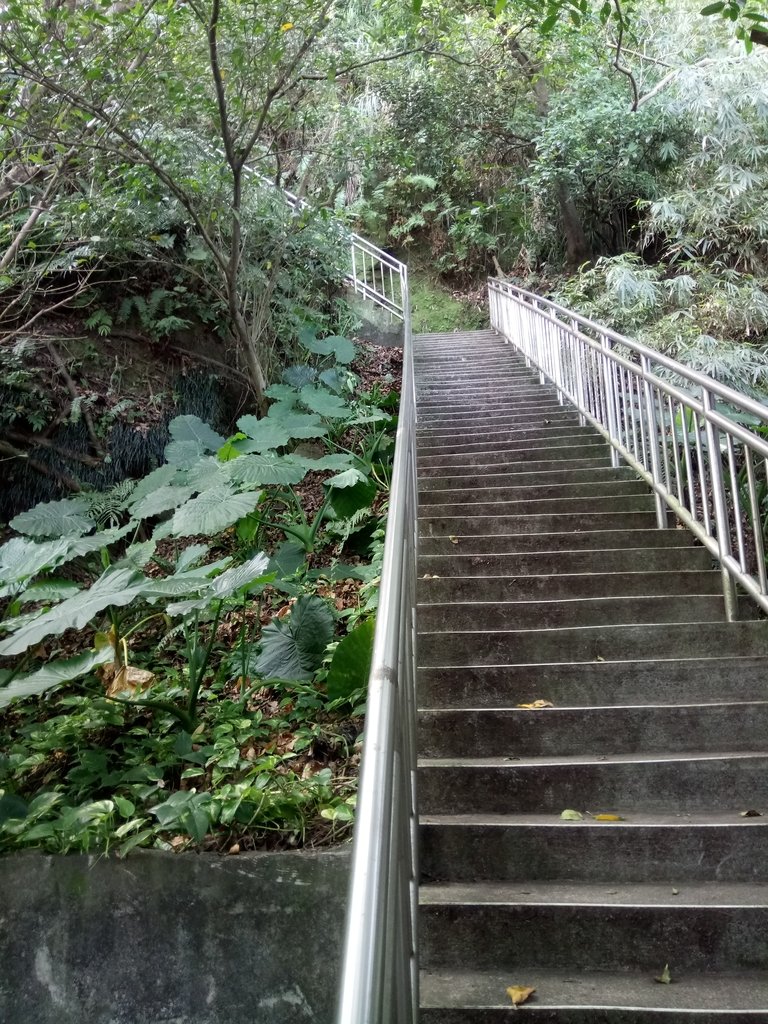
[600,334,621,468]
[702,388,739,621]
[640,354,668,529]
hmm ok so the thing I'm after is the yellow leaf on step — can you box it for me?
[448,535,459,544]
[516,699,554,710]
[506,985,536,1007]
[655,963,672,985]
[594,814,623,822]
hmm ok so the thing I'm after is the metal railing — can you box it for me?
[220,149,417,1016]
[238,158,407,320]
[336,273,419,1024]
[489,278,768,618]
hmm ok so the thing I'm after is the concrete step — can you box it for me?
[418,466,636,491]
[417,412,580,436]
[416,572,722,603]
[419,812,768,884]
[419,881,768,971]
[418,441,609,469]
[417,751,768,815]
[420,968,768,1021]
[417,656,768,709]
[418,532,701,558]
[418,479,649,504]
[417,702,768,758]
[418,408,575,430]
[419,456,613,478]
[419,511,657,538]
[417,620,768,667]
[417,595,727,631]
[419,495,655,518]
[416,430,601,457]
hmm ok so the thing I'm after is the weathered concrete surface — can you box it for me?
[0,848,350,1024]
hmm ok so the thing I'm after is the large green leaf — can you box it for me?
[255,595,334,681]
[128,464,180,506]
[265,383,300,404]
[171,486,262,537]
[226,453,307,487]
[328,477,378,519]
[299,386,349,419]
[0,537,72,597]
[10,497,94,539]
[266,404,328,439]
[0,647,113,709]
[298,331,356,365]
[236,415,291,452]
[168,414,225,452]
[326,618,376,701]
[0,566,145,657]
[165,552,272,615]
[131,484,196,520]
[282,364,317,388]
[297,454,356,472]
[165,439,207,468]
[18,580,81,605]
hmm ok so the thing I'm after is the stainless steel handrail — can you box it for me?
[214,147,418,1016]
[336,275,419,1024]
[233,155,407,320]
[489,278,768,618]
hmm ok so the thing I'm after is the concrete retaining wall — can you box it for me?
[0,848,350,1024]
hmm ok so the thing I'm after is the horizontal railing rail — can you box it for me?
[336,274,419,1024]
[489,278,768,618]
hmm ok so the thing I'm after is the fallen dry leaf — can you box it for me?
[506,986,536,1007]
[102,663,155,698]
[448,535,459,545]
[741,809,763,817]
[517,699,554,710]
[655,963,672,985]
[560,809,584,821]
[594,814,623,822]
[228,843,241,856]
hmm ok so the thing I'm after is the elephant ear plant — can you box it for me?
[0,331,396,853]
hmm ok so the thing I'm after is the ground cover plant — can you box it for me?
[0,333,401,855]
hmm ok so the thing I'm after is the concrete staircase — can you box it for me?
[414,330,768,1021]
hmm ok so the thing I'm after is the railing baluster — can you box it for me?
[487,277,768,617]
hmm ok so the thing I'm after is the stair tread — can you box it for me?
[420,968,768,1011]
[419,810,768,827]
[420,880,768,906]
[418,699,768,713]
[418,750,768,768]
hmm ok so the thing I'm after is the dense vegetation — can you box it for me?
[2,0,768,853]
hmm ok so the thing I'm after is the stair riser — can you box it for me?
[420,512,656,537]
[420,457,613,477]
[417,621,768,667]
[418,536,701,558]
[417,433,601,457]
[419,467,635,490]
[418,444,607,469]
[417,572,722,602]
[419,904,768,972]
[417,659,768,708]
[418,758,768,815]
[418,704,768,758]
[420,496,655,517]
[417,384,556,400]
[418,409,573,429]
[419,481,649,503]
[419,823,768,884]
[417,416,581,439]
